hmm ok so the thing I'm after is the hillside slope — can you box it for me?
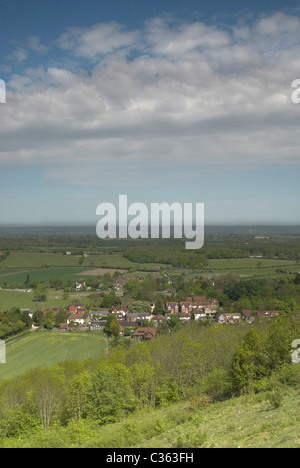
[2,385,299,448]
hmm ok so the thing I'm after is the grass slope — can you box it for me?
[1,385,299,448]
[0,331,108,380]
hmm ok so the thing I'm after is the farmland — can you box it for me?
[0,226,300,312]
[0,331,108,380]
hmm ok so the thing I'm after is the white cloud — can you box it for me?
[27,36,48,53]
[1,12,300,188]
[255,12,300,36]
[58,22,139,58]
[145,17,231,56]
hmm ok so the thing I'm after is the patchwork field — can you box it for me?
[0,331,108,380]
[78,268,128,276]
[171,258,300,280]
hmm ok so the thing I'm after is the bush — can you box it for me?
[187,395,212,410]
[201,367,233,401]
[267,386,284,409]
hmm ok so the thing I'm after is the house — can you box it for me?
[115,277,126,290]
[132,327,156,341]
[180,302,193,313]
[243,310,252,318]
[68,303,86,314]
[242,310,254,323]
[183,296,220,317]
[166,302,179,313]
[117,321,139,330]
[91,309,111,319]
[257,310,280,319]
[192,309,207,321]
[21,308,34,318]
[216,313,241,324]
[111,307,127,317]
[227,313,241,323]
[151,315,164,326]
[43,307,60,315]
[165,313,178,320]
[203,304,218,318]
[126,312,151,323]
[90,320,107,330]
[178,312,191,322]
[75,282,86,291]
[216,313,227,324]
[89,320,139,332]
[67,314,89,326]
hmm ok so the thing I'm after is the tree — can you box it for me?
[103,314,117,335]
[25,274,31,287]
[128,301,151,314]
[101,292,121,308]
[109,320,120,339]
[87,369,124,424]
[169,314,181,331]
[31,366,65,432]
[21,310,33,328]
[66,372,92,421]
[42,311,55,330]
[32,310,44,326]
[231,329,270,394]
[55,309,68,327]
[153,296,165,315]
[33,284,48,302]
[294,273,300,285]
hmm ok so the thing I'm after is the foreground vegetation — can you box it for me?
[0,311,299,447]
[3,383,298,448]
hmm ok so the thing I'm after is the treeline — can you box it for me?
[1,311,300,443]
[123,236,300,265]
[0,308,32,339]
[124,246,208,268]
[0,251,11,263]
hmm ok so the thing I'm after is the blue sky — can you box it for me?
[1,0,300,225]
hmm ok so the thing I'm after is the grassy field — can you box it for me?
[0,331,108,380]
[0,251,169,288]
[0,267,105,286]
[0,289,36,310]
[168,258,299,280]
[0,252,138,269]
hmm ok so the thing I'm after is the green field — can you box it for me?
[201,258,299,279]
[207,258,297,270]
[0,289,36,310]
[0,251,170,288]
[0,267,99,286]
[0,252,139,269]
[0,331,108,380]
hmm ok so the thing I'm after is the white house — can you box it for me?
[67,314,88,326]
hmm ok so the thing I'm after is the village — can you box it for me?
[29,289,281,342]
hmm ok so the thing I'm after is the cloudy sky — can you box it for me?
[0,0,300,226]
